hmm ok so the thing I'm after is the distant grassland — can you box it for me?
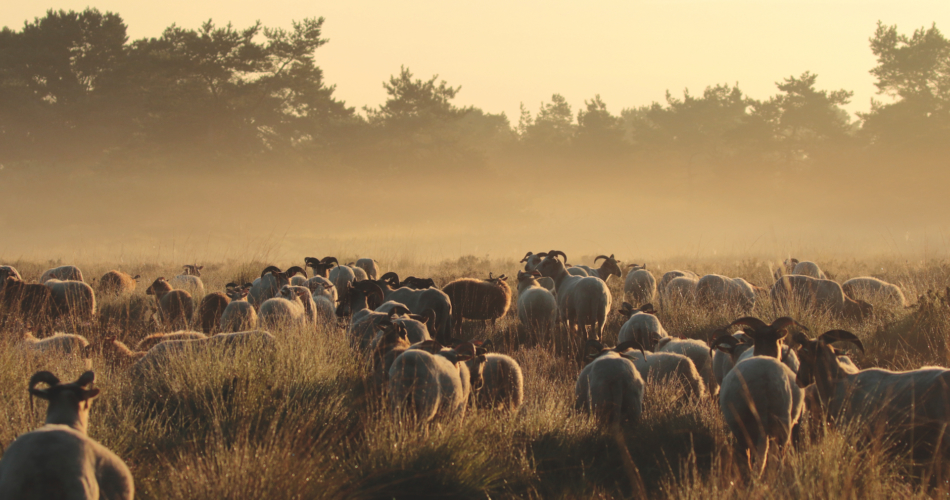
[1,254,949,499]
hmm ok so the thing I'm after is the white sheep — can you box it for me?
[43,279,97,323]
[771,275,873,321]
[575,348,645,425]
[621,348,707,399]
[220,285,259,333]
[0,371,134,500]
[388,341,475,422]
[347,263,369,281]
[169,264,205,297]
[329,265,358,298]
[659,270,698,293]
[575,254,624,283]
[356,258,380,280]
[372,273,454,342]
[657,337,717,395]
[249,266,290,307]
[623,265,656,306]
[468,352,525,410]
[709,330,754,387]
[307,276,337,303]
[842,276,908,308]
[617,302,668,350]
[258,285,307,328]
[18,330,89,356]
[131,330,276,376]
[792,260,826,279]
[695,274,757,313]
[662,275,699,307]
[535,250,612,343]
[516,270,558,333]
[40,265,84,283]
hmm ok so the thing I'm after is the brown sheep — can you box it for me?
[197,291,230,334]
[98,271,140,296]
[146,277,194,330]
[135,331,208,351]
[442,273,512,335]
[94,336,147,368]
[1,276,53,328]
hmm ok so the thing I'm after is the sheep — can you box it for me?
[388,341,477,422]
[249,266,291,307]
[520,251,546,272]
[795,329,950,459]
[197,289,230,334]
[399,276,437,289]
[657,337,717,395]
[717,316,807,473]
[771,274,873,321]
[336,280,386,319]
[842,276,908,308]
[258,285,307,328]
[220,285,258,333]
[285,266,309,286]
[566,265,589,277]
[146,277,194,330]
[617,302,668,350]
[40,265,84,283]
[304,256,339,278]
[792,260,827,280]
[18,330,89,356]
[1,276,53,326]
[95,336,147,367]
[663,275,699,308]
[135,331,208,351]
[350,304,409,350]
[695,274,757,313]
[441,272,512,335]
[307,276,337,303]
[0,371,134,500]
[516,270,558,333]
[370,319,412,386]
[611,341,706,399]
[575,341,645,426]
[659,270,699,293]
[623,264,656,306]
[44,279,97,324]
[367,273,454,343]
[98,270,140,295]
[0,264,21,285]
[131,330,276,377]
[709,330,754,387]
[583,254,625,283]
[536,250,612,343]
[467,351,524,410]
[329,265,358,298]
[355,258,380,280]
[346,263,368,281]
[169,264,205,297]
[314,295,335,322]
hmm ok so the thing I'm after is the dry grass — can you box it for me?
[0,254,948,499]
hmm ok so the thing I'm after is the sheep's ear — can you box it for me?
[79,388,100,401]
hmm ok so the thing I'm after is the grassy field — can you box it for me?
[1,254,949,499]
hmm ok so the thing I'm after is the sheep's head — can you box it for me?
[380,272,401,288]
[28,371,99,433]
[844,298,874,322]
[625,263,646,273]
[400,276,435,289]
[726,316,807,359]
[335,280,385,317]
[618,302,655,319]
[487,272,508,285]
[304,257,338,278]
[285,266,308,279]
[224,284,250,301]
[595,254,622,278]
[516,270,542,284]
[708,328,753,362]
[793,330,864,388]
[585,339,646,363]
[182,264,203,277]
[278,285,301,303]
[536,250,567,278]
[145,277,172,296]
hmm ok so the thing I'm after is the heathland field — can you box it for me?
[2,254,950,499]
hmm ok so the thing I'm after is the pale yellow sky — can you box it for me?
[6,1,949,121]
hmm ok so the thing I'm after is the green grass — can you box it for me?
[0,255,949,498]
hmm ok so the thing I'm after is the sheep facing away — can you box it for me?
[40,265,84,283]
[388,341,478,423]
[146,277,194,330]
[575,341,645,426]
[44,279,97,324]
[131,330,277,377]
[842,276,908,308]
[1,276,53,326]
[0,371,134,500]
[536,250,612,343]
[466,348,525,410]
[617,302,668,350]
[623,264,656,307]
[441,273,512,334]
[19,330,89,357]
[220,285,258,333]
[169,264,205,297]
[198,291,230,334]
[98,270,140,295]
[515,270,557,333]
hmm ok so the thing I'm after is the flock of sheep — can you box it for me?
[0,252,939,497]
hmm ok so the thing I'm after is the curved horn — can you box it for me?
[356,280,385,305]
[614,339,646,358]
[520,252,533,263]
[536,252,548,258]
[586,339,605,353]
[225,282,239,289]
[770,317,809,332]
[390,305,412,316]
[285,266,308,278]
[594,255,610,263]
[709,334,740,357]
[380,272,400,284]
[75,371,95,387]
[549,250,567,262]
[818,330,865,352]
[321,257,339,266]
[304,257,320,267]
[727,317,770,332]
[29,371,60,391]
[260,266,282,279]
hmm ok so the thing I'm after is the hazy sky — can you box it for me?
[5,1,949,122]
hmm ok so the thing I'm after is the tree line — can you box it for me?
[1,9,948,177]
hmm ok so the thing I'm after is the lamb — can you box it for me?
[44,278,97,324]
[695,274,757,313]
[515,270,557,333]
[842,276,908,308]
[1,276,53,326]
[146,277,194,330]
[355,258,380,280]
[135,331,208,351]
[0,371,134,499]
[18,330,89,356]
[441,272,512,334]
[197,289,230,334]
[617,302,668,350]
[717,316,807,473]
[258,285,308,328]
[771,274,873,321]
[657,336,717,395]
[575,342,645,426]
[623,264,656,306]
[536,250,612,343]
[98,270,140,295]
[219,285,259,333]
[467,351,524,410]
[795,329,950,459]
[40,265,84,283]
[248,266,290,307]
[169,264,205,297]
[792,260,827,280]
[388,341,477,422]
[131,330,277,377]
